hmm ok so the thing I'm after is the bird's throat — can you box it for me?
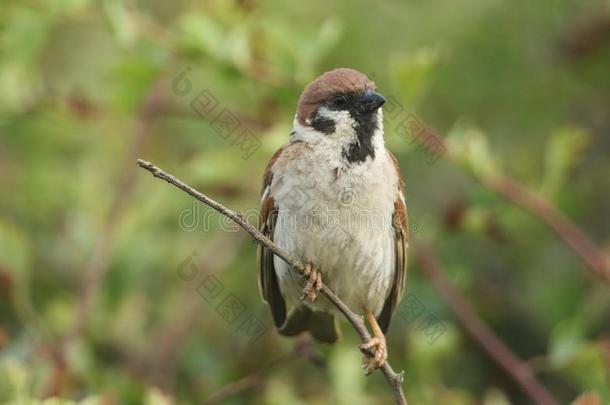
[342,111,380,164]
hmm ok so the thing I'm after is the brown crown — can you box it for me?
[296,68,376,126]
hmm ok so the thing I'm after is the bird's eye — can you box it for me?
[332,95,348,108]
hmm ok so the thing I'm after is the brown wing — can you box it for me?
[377,151,409,333]
[257,146,287,327]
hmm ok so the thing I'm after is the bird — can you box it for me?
[258,68,408,372]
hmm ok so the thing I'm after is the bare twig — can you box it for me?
[415,129,610,284]
[414,242,560,405]
[204,372,264,405]
[66,79,167,344]
[483,174,610,284]
[136,159,408,405]
[147,233,247,390]
[203,337,320,404]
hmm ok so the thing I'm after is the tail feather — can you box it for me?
[279,306,341,343]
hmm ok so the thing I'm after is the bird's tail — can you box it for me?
[279,305,341,343]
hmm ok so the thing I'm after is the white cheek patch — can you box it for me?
[317,107,358,140]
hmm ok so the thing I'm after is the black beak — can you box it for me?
[358,90,386,114]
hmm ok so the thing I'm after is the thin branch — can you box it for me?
[66,78,167,344]
[147,233,247,390]
[414,241,560,405]
[203,337,320,404]
[415,129,610,285]
[136,159,408,405]
[204,373,263,405]
[484,174,610,284]
[203,342,299,405]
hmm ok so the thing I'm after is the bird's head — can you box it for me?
[294,68,386,163]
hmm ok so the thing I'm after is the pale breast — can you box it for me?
[269,141,398,315]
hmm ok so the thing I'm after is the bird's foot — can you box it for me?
[360,335,387,375]
[360,311,388,375]
[300,263,322,302]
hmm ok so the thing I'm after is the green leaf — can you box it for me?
[265,376,308,405]
[446,123,499,178]
[176,13,229,61]
[549,317,585,368]
[541,127,590,198]
[330,345,371,404]
[391,46,442,105]
[0,221,30,277]
[103,0,138,47]
[145,388,173,405]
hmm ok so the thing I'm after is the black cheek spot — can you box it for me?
[311,115,335,135]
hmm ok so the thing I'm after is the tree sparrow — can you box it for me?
[258,68,408,372]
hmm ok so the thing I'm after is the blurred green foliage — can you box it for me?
[0,0,609,403]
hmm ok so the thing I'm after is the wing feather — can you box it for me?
[377,151,408,333]
[257,147,287,327]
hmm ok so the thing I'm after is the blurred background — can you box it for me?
[1,0,609,403]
